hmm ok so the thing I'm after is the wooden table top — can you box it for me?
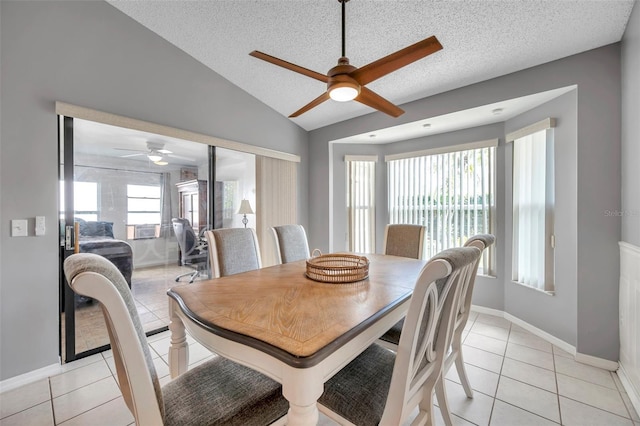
[167,254,426,367]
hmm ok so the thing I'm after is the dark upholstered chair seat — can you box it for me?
[318,344,395,426]
[378,318,404,346]
[163,356,288,426]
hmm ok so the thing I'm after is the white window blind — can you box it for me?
[511,124,555,292]
[386,141,496,274]
[346,156,376,253]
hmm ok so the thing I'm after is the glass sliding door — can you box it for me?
[59,117,213,362]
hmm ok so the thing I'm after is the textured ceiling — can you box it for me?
[108,0,635,131]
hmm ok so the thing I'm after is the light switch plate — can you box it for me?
[35,216,45,236]
[11,219,28,237]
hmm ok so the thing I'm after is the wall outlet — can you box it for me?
[11,219,28,237]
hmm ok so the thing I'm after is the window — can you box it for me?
[509,118,555,292]
[127,184,161,225]
[59,181,99,221]
[346,156,377,253]
[386,140,496,274]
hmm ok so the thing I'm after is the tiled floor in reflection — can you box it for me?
[67,264,205,353]
[2,313,638,425]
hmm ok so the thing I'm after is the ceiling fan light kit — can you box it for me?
[115,140,194,166]
[250,0,442,118]
[147,153,163,162]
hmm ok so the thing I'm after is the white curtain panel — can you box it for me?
[512,131,547,290]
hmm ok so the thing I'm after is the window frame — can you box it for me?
[345,155,378,254]
[59,180,99,222]
[126,184,162,226]
[385,139,497,275]
[507,118,556,294]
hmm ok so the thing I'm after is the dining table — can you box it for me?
[167,253,427,426]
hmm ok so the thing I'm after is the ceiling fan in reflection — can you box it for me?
[115,141,194,166]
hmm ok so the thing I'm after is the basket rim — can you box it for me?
[306,253,369,270]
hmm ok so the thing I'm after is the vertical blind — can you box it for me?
[512,128,554,291]
[386,142,496,273]
[346,158,376,253]
[256,156,298,266]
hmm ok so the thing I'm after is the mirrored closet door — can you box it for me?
[59,116,219,362]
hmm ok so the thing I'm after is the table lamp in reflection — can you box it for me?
[238,199,254,228]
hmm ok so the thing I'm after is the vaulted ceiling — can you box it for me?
[108,0,634,133]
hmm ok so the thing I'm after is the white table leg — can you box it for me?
[282,367,323,425]
[168,298,189,378]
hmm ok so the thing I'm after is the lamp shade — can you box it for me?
[237,199,254,215]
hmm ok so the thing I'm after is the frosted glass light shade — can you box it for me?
[329,86,359,102]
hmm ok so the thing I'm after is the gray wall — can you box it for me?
[0,1,308,380]
[504,93,578,346]
[622,2,640,246]
[309,45,621,361]
[328,92,578,333]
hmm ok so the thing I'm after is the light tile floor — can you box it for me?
[1,312,638,425]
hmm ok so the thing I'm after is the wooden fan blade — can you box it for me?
[355,87,404,117]
[250,51,329,83]
[350,36,443,86]
[289,92,331,118]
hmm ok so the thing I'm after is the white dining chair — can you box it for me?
[317,246,482,426]
[63,252,288,426]
[205,228,262,278]
[377,234,496,425]
[270,224,310,264]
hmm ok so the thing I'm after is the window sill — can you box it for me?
[477,273,497,279]
[511,280,555,296]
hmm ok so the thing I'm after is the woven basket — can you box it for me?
[305,250,369,283]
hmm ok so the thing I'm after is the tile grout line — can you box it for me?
[483,319,510,426]
[551,343,563,425]
[48,377,56,425]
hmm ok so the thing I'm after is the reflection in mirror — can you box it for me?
[215,147,256,229]
[61,118,212,356]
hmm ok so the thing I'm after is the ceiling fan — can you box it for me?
[249,0,443,118]
[116,141,184,166]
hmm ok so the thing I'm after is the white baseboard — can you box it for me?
[575,352,619,372]
[617,363,640,418]
[469,305,505,318]
[470,305,618,371]
[0,362,61,394]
